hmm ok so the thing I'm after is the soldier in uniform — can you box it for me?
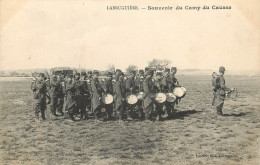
[125,70,137,120]
[152,71,168,120]
[65,75,77,121]
[104,72,114,119]
[86,71,93,115]
[73,73,87,120]
[56,75,65,116]
[114,72,126,122]
[49,74,61,116]
[32,73,47,121]
[90,70,104,121]
[134,69,145,119]
[143,69,157,120]
[212,66,232,116]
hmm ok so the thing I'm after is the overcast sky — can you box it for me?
[0,0,259,71]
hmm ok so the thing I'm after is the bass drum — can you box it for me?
[166,93,176,102]
[126,94,138,105]
[155,93,167,103]
[173,87,185,98]
[102,93,114,104]
[136,92,144,100]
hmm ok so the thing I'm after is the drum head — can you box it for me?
[173,87,185,97]
[166,93,176,102]
[155,93,166,103]
[181,87,187,93]
[102,94,113,104]
[137,92,144,100]
[126,95,138,104]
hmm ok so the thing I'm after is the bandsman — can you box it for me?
[212,66,232,116]
[49,74,62,116]
[90,70,104,121]
[104,72,114,119]
[32,73,47,121]
[125,70,137,120]
[64,74,77,121]
[143,69,157,120]
[114,72,126,122]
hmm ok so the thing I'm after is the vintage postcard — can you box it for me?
[0,0,259,164]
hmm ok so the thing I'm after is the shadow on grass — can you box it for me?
[170,109,203,120]
[222,112,247,117]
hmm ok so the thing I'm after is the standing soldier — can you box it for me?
[114,72,126,122]
[143,69,157,120]
[65,75,77,121]
[49,74,61,116]
[90,70,104,121]
[86,71,93,115]
[104,72,114,119]
[73,73,87,120]
[135,69,145,119]
[125,70,137,120]
[212,66,232,116]
[56,75,65,116]
[32,73,47,121]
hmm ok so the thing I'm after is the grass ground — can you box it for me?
[0,75,259,165]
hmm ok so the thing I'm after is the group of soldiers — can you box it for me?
[32,65,234,122]
[31,67,181,122]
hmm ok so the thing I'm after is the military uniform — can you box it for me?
[212,67,231,115]
[49,75,62,116]
[104,72,114,119]
[86,71,93,113]
[73,77,88,119]
[90,71,104,120]
[143,70,156,120]
[134,70,145,119]
[125,71,137,120]
[114,73,126,121]
[33,74,47,120]
[65,78,77,121]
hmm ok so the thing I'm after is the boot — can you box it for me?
[41,111,46,120]
[35,112,39,120]
[217,107,223,116]
[69,113,75,122]
[118,115,123,123]
[126,111,133,121]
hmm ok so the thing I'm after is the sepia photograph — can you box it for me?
[0,0,259,164]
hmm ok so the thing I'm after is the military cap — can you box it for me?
[171,67,177,72]
[107,72,113,77]
[39,73,45,77]
[165,68,170,73]
[87,71,93,74]
[93,70,99,75]
[145,67,150,72]
[147,69,154,76]
[156,71,163,76]
[81,71,87,76]
[139,69,144,75]
[130,70,136,75]
[219,66,225,73]
[116,69,122,73]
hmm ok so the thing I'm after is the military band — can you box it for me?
[31,66,189,122]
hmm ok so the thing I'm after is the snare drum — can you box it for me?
[126,94,138,104]
[102,93,114,104]
[166,93,176,102]
[155,93,167,103]
[173,87,185,98]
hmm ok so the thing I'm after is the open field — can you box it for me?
[0,75,259,165]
